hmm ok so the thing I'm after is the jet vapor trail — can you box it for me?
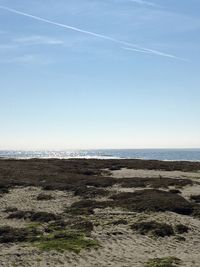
[0,5,182,60]
[123,47,187,61]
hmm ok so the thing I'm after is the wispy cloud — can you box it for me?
[12,55,37,63]
[0,44,16,49]
[14,35,64,46]
[0,54,52,64]
[130,0,157,7]
[0,5,183,60]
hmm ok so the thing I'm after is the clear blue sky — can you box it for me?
[0,0,200,149]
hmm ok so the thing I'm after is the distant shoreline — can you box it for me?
[0,157,200,163]
[0,148,200,161]
[1,157,200,171]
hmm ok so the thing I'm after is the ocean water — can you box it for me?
[0,149,200,161]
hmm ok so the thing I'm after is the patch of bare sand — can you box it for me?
[110,168,200,180]
[73,210,200,267]
[0,187,80,213]
[110,168,200,200]
[0,187,80,229]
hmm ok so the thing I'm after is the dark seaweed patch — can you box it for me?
[131,221,174,237]
[8,211,61,223]
[110,189,193,215]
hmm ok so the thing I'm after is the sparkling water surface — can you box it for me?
[0,149,200,161]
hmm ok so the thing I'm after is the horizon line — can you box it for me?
[0,148,200,151]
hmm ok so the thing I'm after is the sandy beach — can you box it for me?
[0,159,200,266]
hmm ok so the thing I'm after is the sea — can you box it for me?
[0,149,200,161]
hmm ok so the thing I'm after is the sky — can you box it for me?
[0,0,200,150]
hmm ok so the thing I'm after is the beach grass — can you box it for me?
[34,231,99,253]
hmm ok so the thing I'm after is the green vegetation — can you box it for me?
[0,219,98,253]
[145,257,181,267]
[26,222,43,229]
[34,231,99,253]
[46,219,94,236]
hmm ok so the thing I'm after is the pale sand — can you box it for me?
[0,169,200,266]
[110,168,200,180]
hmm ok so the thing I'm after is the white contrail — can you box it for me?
[123,46,154,55]
[123,47,187,61]
[0,5,182,60]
